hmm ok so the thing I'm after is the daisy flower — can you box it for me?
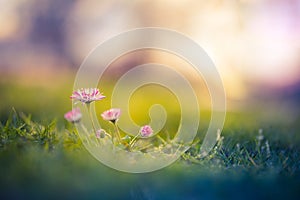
[64,108,82,123]
[70,88,105,104]
[139,125,153,138]
[129,125,154,149]
[101,108,121,124]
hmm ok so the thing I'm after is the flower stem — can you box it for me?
[114,123,121,144]
[129,134,139,149]
[80,123,89,135]
[86,103,97,134]
[78,123,90,145]
[110,129,115,144]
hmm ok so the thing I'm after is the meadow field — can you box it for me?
[0,79,299,200]
[1,1,300,199]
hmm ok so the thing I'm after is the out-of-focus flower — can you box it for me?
[96,129,106,138]
[101,108,121,123]
[129,125,153,149]
[64,108,82,123]
[139,125,153,138]
[70,88,105,104]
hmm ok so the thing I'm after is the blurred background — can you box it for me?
[0,0,300,126]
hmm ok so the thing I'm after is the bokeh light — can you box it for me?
[0,0,299,123]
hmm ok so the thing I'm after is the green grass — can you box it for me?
[0,77,299,199]
[1,109,300,200]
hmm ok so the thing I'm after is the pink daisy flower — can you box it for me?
[101,108,121,123]
[64,108,82,123]
[139,125,153,138]
[70,88,105,104]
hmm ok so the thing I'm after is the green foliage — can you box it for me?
[0,109,58,151]
[184,129,300,176]
[0,110,300,199]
